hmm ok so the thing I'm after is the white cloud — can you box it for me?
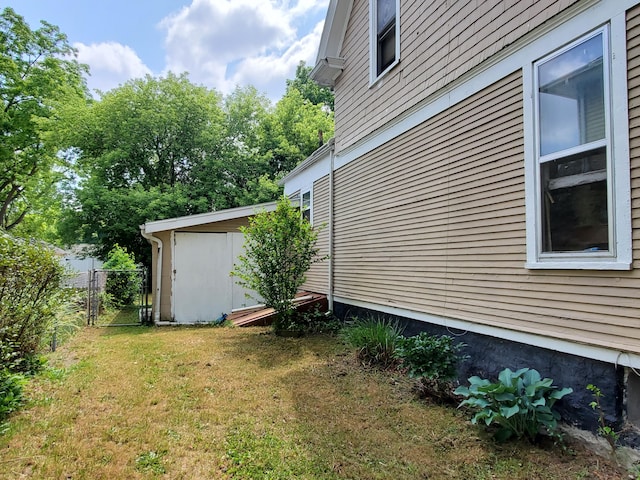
[229,21,324,97]
[159,0,328,101]
[75,42,152,95]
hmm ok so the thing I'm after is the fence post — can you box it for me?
[86,269,92,326]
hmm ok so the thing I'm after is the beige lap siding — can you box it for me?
[303,175,331,294]
[335,0,580,152]
[332,66,640,354]
[629,4,640,276]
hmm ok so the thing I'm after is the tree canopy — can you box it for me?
[0,7,87,233]
[1,7,335,264]
[58,70,333,265]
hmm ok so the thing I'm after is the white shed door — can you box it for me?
[229,232,262,309]
[173,232,232,323]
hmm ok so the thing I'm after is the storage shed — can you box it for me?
[140,202,276,324]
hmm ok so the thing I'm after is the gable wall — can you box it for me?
[332,62,640,354]
[334,0,580,152]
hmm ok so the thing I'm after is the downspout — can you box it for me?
[140,226,163,324]
[328,143,335,312]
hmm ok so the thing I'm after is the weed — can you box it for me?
[135,450,166,474]
[586,383,619,453]
[394,333,467,381]
[300,307,343,334]
[340,316,403,368]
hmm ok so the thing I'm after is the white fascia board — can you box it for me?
[311,57,346,87]
[315,0,352,63]
[282,139,334,195]
[312,0,352,85]
[333,0,634,170]
[141,202,277,234]
[284,152,332,196]
[335,296,640,369]
[281,139,334,186]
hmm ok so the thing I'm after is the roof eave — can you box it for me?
[280,138,335,186]
[311,0,352,86]
[310,57,346,87]
[140,201,278,234]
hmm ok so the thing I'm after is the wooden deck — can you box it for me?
[228,292,328,327]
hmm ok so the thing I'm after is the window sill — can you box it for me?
[370,59,400,88]
[525,259,632,270]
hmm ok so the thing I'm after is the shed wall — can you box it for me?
[150,217,252,321]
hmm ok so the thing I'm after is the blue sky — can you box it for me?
[4,0,329,101]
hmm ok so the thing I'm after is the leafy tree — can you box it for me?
[189,85,276,210]
[262,88,334,175]
[65,73,224,190]
[286,61,334,111]
[0,7,87,231]
[232,197,325,332]
[102,244,140,308]
[58,74,227,263]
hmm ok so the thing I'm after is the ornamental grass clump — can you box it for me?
[454,367,573,442]
[340,317,403,368]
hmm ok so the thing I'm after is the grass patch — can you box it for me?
[95,305,142,327]
[0,325,626,479]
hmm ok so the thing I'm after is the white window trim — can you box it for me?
[524,15,632,270]
[369,0,400,86]
[301,186,313,225]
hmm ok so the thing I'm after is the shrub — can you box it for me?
[102,245,140,308]
[297,307,342,334]
[340,317,403,368]
[454,368,573,442]
[394,333,467,381]
[0,232,65,373]
[0,369,26,423]
[232,197,326,333]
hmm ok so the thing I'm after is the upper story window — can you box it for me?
[301,190,312,223]
[525,24,631,270]
[370,0,399,83]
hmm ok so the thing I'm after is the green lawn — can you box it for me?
[0,325,625,479]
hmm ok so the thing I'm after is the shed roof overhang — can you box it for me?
[140,202,277,235]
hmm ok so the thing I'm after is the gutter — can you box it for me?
[140,226,163,324]
[328,143,335,312]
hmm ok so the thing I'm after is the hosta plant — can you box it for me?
[454,367,572,442]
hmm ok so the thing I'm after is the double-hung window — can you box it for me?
[526,23,631,270]
[301,190,312,223]
[370,0,399,83]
